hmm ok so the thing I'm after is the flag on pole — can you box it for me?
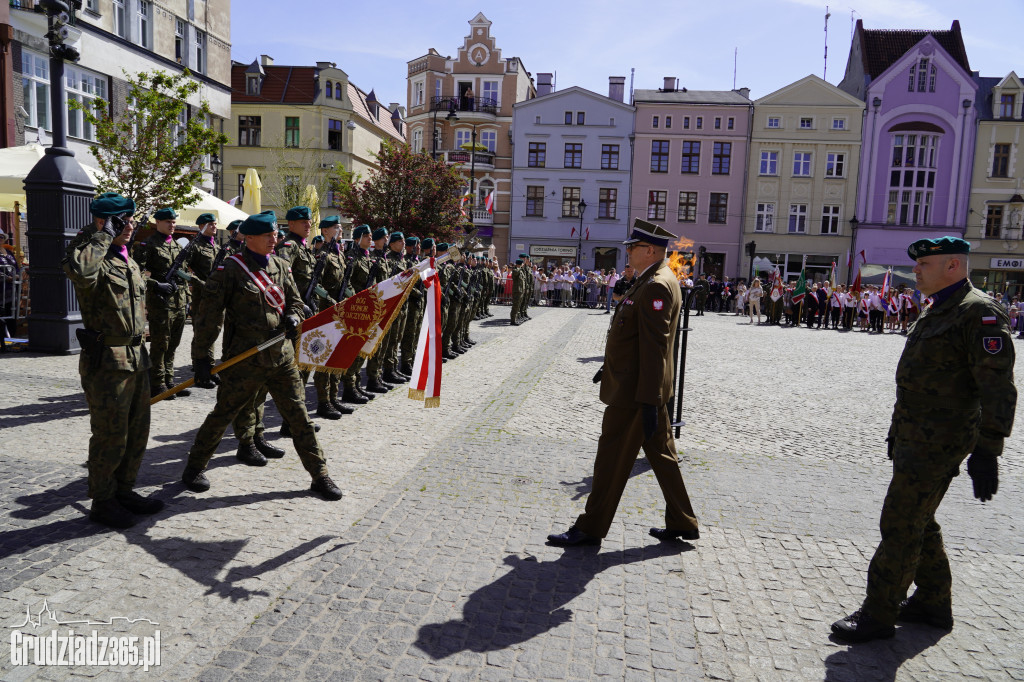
[585,227,590,240]
[408,259,443,407]
[770,266,783,302]
[484,192,494,215]
[881,268,892,299]
[228,196,240,207]
[828,261,837,288]
[570,226,576,238]
[849,250,866,295]
[792,269,807,303]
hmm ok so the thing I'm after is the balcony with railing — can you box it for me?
[469,208,493,226]
[430,95,498,119]
[432,148,495,170]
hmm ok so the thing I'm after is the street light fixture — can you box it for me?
[577,198,587,268]
[210,153,222,199]
[432,108,458,159]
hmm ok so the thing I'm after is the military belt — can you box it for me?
[896,387,979,411]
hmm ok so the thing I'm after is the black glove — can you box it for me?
[101,215,123,240]
[641,403,659,442]
[886,436,894,460]
[592,366,603,384]
[152,281,176,296]
[301,304,314,319]
[194,359,219,389]
[282,315,301,340]
[966,451,998,502]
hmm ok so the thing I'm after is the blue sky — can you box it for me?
[231,0,1024,108]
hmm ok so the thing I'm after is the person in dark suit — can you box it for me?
[548,219,699,547]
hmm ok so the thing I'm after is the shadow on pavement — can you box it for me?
[0,394,90,426]
[560,459,652,501]
[824,626,948,681]
[576,356,603,364]
[414,543,690,659]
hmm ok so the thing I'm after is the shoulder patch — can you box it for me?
[983,337,1004,354]
[652,299,664,311]
[981,315,998,325]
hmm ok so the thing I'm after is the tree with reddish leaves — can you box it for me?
[333,140,466,243]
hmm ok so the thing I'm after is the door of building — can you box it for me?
[593,247,618,274]
[701,252,725,280]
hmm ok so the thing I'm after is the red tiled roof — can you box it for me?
[231,63,318,104]
[858,21,970,79]
[348,83,404,141]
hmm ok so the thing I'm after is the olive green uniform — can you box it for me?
[314,242,345,403]
[863,280,1016,625]
[185,234,217,318]
[187,249,328,476]
[343,248,375,390]
[401,255,426,371]
[381,250,410,374]
[137,233,189,388]
[63,230,151,501]
[278,233,333,402]
[365,248,393,382]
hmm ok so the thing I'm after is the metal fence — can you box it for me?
[1,263,25,347]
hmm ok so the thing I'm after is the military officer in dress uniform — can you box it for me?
[185,213,218,319]
[832,236,1016,643]
[548,219,699,547]
[136,207,190,398]
[63,193,164,528]
[183,211,343,500]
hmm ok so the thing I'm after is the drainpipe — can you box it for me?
[951,98,972,235]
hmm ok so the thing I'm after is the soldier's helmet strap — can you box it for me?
[228,254,286,314]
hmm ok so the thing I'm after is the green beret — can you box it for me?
[277,229,287,237]
[239,211,278,235]
[352,224,370,239]
[907,236,971,260]
[312,235,324,243]
[515,258,523,265]
[89,192,135,218]
[196,213,216,225]
[153,207,177,221]
[436,242,449,252]
[389,232,405,244]
[285,206,311,221]
[372,227,389,241]
[319,216,341,229]
[519,252,529,259]
[420,238,434,249]
[406,236,420,245]
[228,219,243,232]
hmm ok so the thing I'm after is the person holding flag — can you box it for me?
[181,210,343,501]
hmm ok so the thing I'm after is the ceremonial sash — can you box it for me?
[228,254,285,314]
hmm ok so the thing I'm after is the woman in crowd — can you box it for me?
[748,278,763,324]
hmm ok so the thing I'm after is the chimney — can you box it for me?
[389,103,400,116]
[260,54,274,66]
[537,72,554,97]
[662,77,678,92]
[608,76,625,102]
[736,87,750,99]
[316,61,336,70]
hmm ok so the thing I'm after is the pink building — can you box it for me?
[630,79,752,279]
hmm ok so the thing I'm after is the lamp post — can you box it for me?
[25,0,91,354]
[847,214,859,286]
[576,198,587,268]
[433,108,458,160]
[210,153,222,199]
[469,123,478,210]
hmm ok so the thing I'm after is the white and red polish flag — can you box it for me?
[408,259,444,407]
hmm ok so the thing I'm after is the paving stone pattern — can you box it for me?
[0,307,1021,680]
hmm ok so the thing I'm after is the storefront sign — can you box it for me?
[530,245,577,257]
[990,257,1024,270]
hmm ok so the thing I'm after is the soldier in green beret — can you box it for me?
[400,236,425,376]
[364,228,397,392]
[62,193,164,528]
[136,207,192,399]
[833,236,1017,642]
[341,225,377,403]
[183,210,342,500]
[309,216,353,416]
[379,231,412,385]
[185,213,218,319]
[509,258,524,325]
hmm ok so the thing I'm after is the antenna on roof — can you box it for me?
[629,67,635,105]
[733,48,737,90]
[850,8,859,41]
[824,6,831,81]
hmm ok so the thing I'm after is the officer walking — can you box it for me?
[831,236,1016,643]
[182,210,343,500]
[63,193,164,528]
[185,213,218,319]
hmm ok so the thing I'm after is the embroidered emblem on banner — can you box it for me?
[302,329,333,364]
[983,337,1003,354]
[652,299,664,311]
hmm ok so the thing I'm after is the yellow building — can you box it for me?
[967,72,1024,297]
[222,56,406,227]
[743,75,864,283]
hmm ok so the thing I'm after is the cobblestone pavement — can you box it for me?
[0,306,1022,680]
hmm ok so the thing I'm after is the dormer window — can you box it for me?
[325,80,333,99]
[908,58,936,93]
[335,83,342,99]
[1000,94,1016,118]
[246,75,261,95]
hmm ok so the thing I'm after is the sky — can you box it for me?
[231,0,1024,109]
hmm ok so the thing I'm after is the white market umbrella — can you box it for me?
[178,188,249,226]
[0,143,104,211]
[240,168,262,216]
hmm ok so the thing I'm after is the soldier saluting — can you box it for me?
[63,193,164,528]
[181,210,342,501]
[832,236,1016,643]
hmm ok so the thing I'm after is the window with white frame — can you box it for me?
[647,190,667,220]
[908,58,937,93]
[65,64,108,141]
[678,192,697,222]
[412,129,422,153]
[767,116,781,128]
[195,29,207,74]
[175,19,186,64]
[113,0,127,38]
[887,132,938,225]
[788,204,807,233]
[799,117,813,129]
[825,152,845,177]
[413,81,424,107]
[173,106,188,147]
[85,0,97,11]
[480,130,496,153]
[831,118,846,130]
[755,203,775,232]
[793,151,812,176]
[136,1,151,49]
[434,79,442,100]
[21,50,50,130]
[482,81,498,107]
[455,129,471,150]
[759,150,778,175]
[821,205,841,234]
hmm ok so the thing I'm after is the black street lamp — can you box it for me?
[576,198,587,269]
[25,0,91,354]
[210,153,222,199]
[847,214,860,286]
[433,108,458,159]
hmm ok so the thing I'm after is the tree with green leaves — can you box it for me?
[333,140,465,242]
[261,140,346,214]
[71,68,228,218]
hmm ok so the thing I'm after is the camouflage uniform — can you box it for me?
[343,247,375,391]
[137,232,189,388]
[185,233,217,318]
[509,263,522,324]
[381,249,410,376]
[187,248,328,477]
[862,280,1016,625]
[314,240,345,404]
[400,253,425,373]
[62,230,151,501]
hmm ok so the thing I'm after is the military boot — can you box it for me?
[382,369,407,385]
[310,475,343,500]
[898,597,954,631]
[830,609,895,643]
[115,490,165,515]
[355,385,375,401]
[182,466,211,492]
[176,385,191,397]
[236,441,268,466]
[365,377,392,394]
[342,384,369,404]
[400,363,415,377]
[330,397,355,415]
[316,401,343,420]
[253,433,285,459]
[90,497,136,529]
[153,383,175,400]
